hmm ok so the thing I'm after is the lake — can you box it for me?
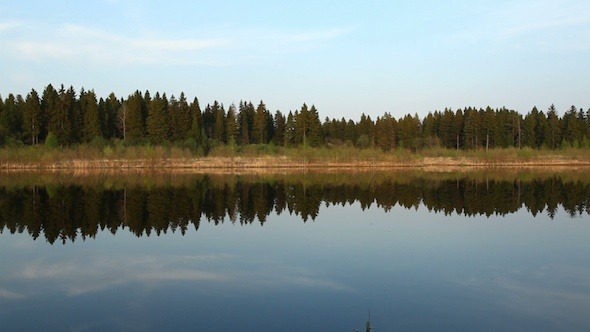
[1,170,590,331]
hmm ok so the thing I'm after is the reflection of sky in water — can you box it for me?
[1,203,590,331]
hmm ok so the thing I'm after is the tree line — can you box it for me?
[1,174,589,244]
[1,84,589,151]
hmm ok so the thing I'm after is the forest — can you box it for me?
[1,173,589,244]
[1,84,590,153]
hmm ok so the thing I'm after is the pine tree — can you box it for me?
[344,119,357,145]
[168,92,192,142]
[421,112,438,148]
[213,101,226,143]
[454,109,464,149]
[463,107,479,150]
[375,112,396,151]
[103,92,120,139]
[253,101,269,144]
[125,91,146,143]
[285,111,295,147]
[177,92,192,140]
[481,106,495,150]
[273,110,286,146]
[226,103,238,145]
[439,108,455,148]
[189,97,204,145]
[563,105,582,145]
[50,85,78,145]
[0,93,24,141]
[545,104,561,149]
[523,107,537,148]
[238,101,255,145]
[80,89,101,142]
[307,105,323,147]
[294,106,306,146]
[146,92,170,143]
[23,89,42,144]
[397,114,420,150]
[46,85,62,144]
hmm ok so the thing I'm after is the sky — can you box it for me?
[0,0,589,119]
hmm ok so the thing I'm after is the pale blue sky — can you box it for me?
[1,0,589,119]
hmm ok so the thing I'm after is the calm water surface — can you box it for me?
[1,171,589,331]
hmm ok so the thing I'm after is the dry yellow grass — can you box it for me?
[2,155,590,172]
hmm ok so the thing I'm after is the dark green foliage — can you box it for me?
[1,83,590,153]
[103,93,120,139]
[397,114,421,150]
[23,89,43,145]
[285,111,295,147]
[253,101,269,144]
[1,94,24,141]
[294,104,323,147]
[49,85,79,146]
[189,97,204,146]
[545,104,561,149]
[226,104,238,145]
[168,93,192,141]
[273,111,286,146]
[238,101,255,145]
[375,113,396,151]
[125,91,146,143]
[40,85,57,142]
[146,92,169,143]
[80,89,101,142]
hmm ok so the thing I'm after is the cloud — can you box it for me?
[14,254,232,296]
[502,15,590,36]
[132,39,227,51]
[0,20,21,32]
[5,21,353,67]
[0,288,25,300]
[456,264,590,325]
[286,27,353,43]
[446,1,590,52]
[6,252,355,298]
[10,23,229,66]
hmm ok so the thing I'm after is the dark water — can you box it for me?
[1,171,590,331]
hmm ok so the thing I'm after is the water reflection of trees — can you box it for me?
[0,174,589,244]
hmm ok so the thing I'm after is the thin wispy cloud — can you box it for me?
[5,252,355,298]
[13,254,233,296]
[446,1,590,52]
[132,39,227,51]
[0,288,25,300]
[503,15,590,35]
[9,22,230,66]
[0,20,21,32]
[287,27,353,43]
[5,20,354,67]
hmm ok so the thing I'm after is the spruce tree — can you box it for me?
[545,104,561,149]
[273,110,286,146]
[147,92,170,143]
[103,92,120,139]
[80,89,101,142]
[253,101,268,144]
[226,103,238,146]
[212,101,226,144]
[0,94,24,141]
[189,97,204,146]
[125,91,146,143]
[23,89,42,144]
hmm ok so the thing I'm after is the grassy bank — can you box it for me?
[2,143,590,170]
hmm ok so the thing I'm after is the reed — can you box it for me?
[1,144,590,169]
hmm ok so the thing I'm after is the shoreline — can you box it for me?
[2,156,590,172]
